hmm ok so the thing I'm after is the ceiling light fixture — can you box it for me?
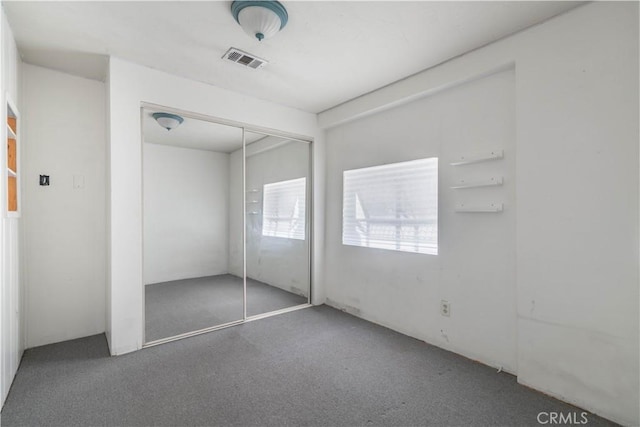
[152,112,184,131]
[231,1,288,42]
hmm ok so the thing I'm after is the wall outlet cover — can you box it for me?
[440,300,451,317]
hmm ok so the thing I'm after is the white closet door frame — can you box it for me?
[139,102,313,349]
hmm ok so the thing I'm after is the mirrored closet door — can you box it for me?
[244,131,311,317]
[142,107,312,345]
[142,108,244,343]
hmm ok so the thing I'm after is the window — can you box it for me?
[262,177,306,240]
[342,158,438,255]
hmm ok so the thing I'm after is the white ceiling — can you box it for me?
[4,1,584,113]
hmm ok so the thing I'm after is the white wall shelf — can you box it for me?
[451,176,503,189]
[455,203,503,213]
[6,123,16,139]
[450,150,503,166]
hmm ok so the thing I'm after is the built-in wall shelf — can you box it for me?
[450,150,503,166]
[6,124,16,139]
[246,189,261,193]
[450,176,503,189]
[455,203,503,213]
[6,102,19,215]
[247,211,260,215]
[246,200,260,203]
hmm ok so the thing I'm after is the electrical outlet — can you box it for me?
[440,300,451,317]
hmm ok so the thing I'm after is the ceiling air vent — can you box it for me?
[222,48,268,70]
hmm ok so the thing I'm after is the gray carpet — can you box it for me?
[1,306,614,427]
[145,274,307,342]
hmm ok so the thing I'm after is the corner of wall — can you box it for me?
[311,127,326,305]
[104,57,113,354]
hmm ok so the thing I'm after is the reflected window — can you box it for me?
[262,177,306,240]
[342,157,438,255]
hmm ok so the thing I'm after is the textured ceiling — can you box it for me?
[4,1,584,113]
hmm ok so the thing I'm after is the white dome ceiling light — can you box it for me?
[152,112,184,131]
[231,1,288,42]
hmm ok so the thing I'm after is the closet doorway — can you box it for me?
[141,105,312,345]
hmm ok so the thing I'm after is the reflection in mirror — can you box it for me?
[242,132,311,317]
[142,108,250,343]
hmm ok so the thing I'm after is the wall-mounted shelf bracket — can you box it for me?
[451,176,503,189]
[455,203,503,213]
[450,150,503,166]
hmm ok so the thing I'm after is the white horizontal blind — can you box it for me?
[343,158,438,255]
[262,177,306,240]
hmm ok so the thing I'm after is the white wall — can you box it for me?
[107,57,321,356]
[325,68,516,371]
[143,143,229,284]
[319,2,638,425]
[21,64,106,349]
[0,9,22,407]
[243,139,311,297]
[514,4,638,424]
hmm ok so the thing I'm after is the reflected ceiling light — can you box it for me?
[152,112,184,131]
[231,1,288,42]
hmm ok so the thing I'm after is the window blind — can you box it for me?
[262,177,306,240]
[342,158,438,255]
